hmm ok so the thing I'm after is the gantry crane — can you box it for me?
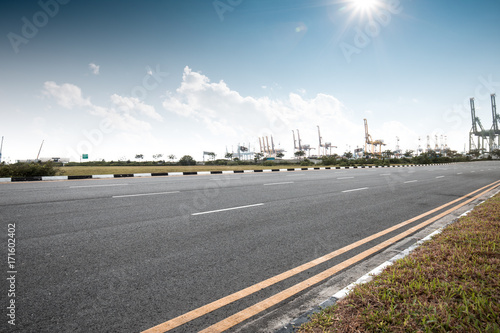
[317,125,336,156]
[363,118,384,156]
[259,135,284,158]
[293,129,314,157]
[395,136,401,157]
[469,97,492,154]
[491,94,499,149]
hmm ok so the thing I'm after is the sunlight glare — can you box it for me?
[352,0,377,11]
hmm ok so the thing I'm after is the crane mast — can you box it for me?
[469,97,490,153]
[363,118,384,156]
[296,129,302,151]
[492,94,500,149]
[317,125,323,155]
[491,94,498,132]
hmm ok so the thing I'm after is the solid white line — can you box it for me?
[342,187,368,193]
[457,172,463,175]
[264,182,294,186]
[112,191,180,198]
[92,174,114,179]
[192,203,264,216]
[380,174,390,176]
[70,184,129,188]
[436,176,444,179]
[133,173,152,177]
[42,176,69,181]
[404,180,418,183]
[337,177,354,180]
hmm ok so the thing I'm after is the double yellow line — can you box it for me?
[143,180,500,333]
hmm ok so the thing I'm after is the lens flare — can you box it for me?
[352,0,378,10]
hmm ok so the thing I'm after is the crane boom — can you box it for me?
[492,94,499,133]
[37,140,44,160]
[470,98,478,133]
[296,129,302,150]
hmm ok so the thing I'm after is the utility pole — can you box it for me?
[0,136,4,163]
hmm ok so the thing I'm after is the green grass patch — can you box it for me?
[56,164,309,176]
[299,193,500,332]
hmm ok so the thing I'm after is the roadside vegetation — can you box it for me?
[1,150,495,177]
[299,193,500,333]
[0,161,59,178]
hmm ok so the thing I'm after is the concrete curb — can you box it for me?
[0,163,444,183]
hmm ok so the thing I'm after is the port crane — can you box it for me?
[363,119,384,156]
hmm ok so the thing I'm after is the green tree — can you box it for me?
[254,152,264,162]
[403,150,414,158]
[168,154,176,163]
[470,149,481,159]
[294,150,306,160]
[135,154,144,161]
[276,152,284,159]
[178,155,196,166]
[225,152,233,160]
[343,151,353,159]
[382,150,392,161]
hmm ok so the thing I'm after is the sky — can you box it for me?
[1,0,499,162]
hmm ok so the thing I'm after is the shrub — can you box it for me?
[300,159,313,166]
[0,161,59,177]
[178,155,196,166]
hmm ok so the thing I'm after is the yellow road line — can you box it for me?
[200,180,500,332]
[142,180,500,333]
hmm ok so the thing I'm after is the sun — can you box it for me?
[351,0,378,11]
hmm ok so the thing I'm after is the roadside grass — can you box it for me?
[56,164,309,176]
[299,193,500,333]
[55,163,421,176]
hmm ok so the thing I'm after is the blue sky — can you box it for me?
[1,0,499,162]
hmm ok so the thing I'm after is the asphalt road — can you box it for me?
[1,161,499,332]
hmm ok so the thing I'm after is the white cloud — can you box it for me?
[89,63,100,75]
[110,94,163,121]
[162,66,362,156]
[42,81,92,109]
[42,81,153,133]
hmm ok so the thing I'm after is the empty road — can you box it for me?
[1,161,499,332]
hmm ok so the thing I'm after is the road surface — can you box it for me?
[1,161,499,332]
